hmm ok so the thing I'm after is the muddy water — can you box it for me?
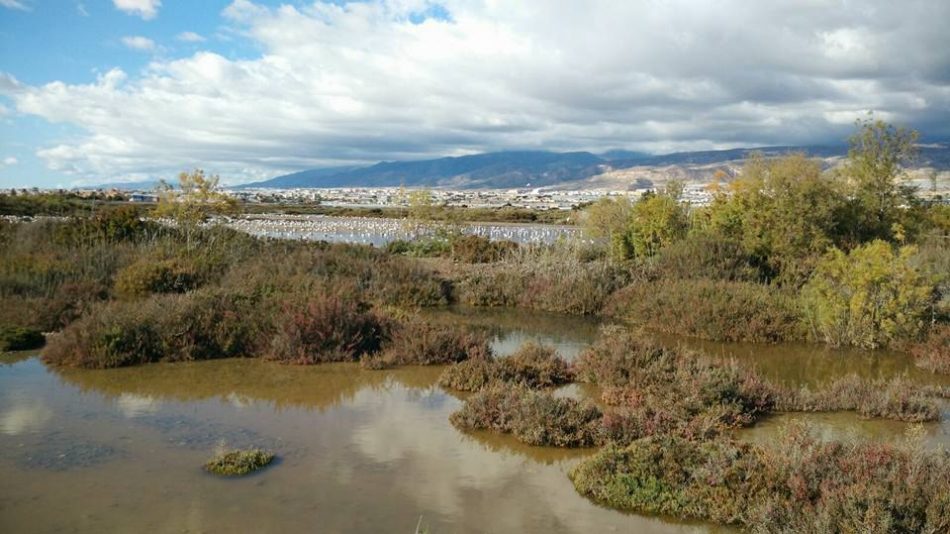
[2,308,947,533]
[0,329,708,533]
[431,307,950,449]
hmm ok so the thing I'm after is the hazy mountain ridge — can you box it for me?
[95,143,950,191]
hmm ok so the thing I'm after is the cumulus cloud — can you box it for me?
[120,35,156,51]
[2,157,18,166]
[176,31,205,43]
[5,0,950,184]
[113,0,160,20]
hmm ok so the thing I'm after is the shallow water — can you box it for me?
[227,214,582,246]
[0,357,711,534]
[2,308,947,533]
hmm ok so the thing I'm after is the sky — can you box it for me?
[1,1,949,188]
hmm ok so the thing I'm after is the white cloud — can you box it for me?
[0,0,29,11]
[77,2,89,16]
[4,0,950,185]
[113,0,160,20]
[2,156,17,166]
[120,35,156,51]
[176,31,205,43]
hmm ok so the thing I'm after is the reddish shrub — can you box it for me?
[268,296,388,364]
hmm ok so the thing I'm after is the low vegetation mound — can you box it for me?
[575,328,775,438]
[43,291,266,368]
[362,319,491,368]
[204,449,275,477]
[0,326,45,351]
[268,296,388,364]
[908,324,950,374]
[438,341,573,390]
[776,374,940,423]
[605,279,803,343]
[570,424,950,532]
[449,384,602,447]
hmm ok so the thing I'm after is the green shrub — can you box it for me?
[113,258,202,298]
[802,240,935,348]
[605,278,803,343]
[0,326,44,351]
[204,449,275,476]
[42,291,266,368]
[570,424,950,531]
[43,300,163,368]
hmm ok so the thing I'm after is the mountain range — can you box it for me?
[96,143,950,191]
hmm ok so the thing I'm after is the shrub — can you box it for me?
[367,319,491,368]
[449,384,602,447]
[204,449,275,476]
[0,326,44,351]
[113,258,202,298]
[439,357,501,391]
[908,324,950,374]
[43,300,163,368]
[268,296,388,364]
[497,342,574,388]
[437,342,573,390]
[575,328,775,439]
[801,240,935,348]
[646,231,763,282]
[457,248,628,315]
[43,291,266,368]
[450,235,517,263]
[605,278,803,343]
[776,374,940,423]
[570,424,950,532]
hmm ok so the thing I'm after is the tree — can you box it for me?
[707,153,844,284]
[155,169,238,228]
[840,116,919,242]
[801,240,934,348]
[582,197,634,261]
[628,192,688,258]
[154,170,238,248]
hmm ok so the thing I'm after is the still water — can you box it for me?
[1,308,946,533]
[227,215,582,246]
[0,314,708,534]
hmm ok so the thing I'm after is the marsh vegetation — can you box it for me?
[1,120,949,532]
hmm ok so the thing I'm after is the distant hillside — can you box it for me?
[99,142,947,191]
[242,151,605,189]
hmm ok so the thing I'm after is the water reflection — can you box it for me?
[0,399,52,436]
[652,334,950,387]
[736,409,950,450]
[3,306,947,533]
[422,306,601,360]
[0,356,702,533]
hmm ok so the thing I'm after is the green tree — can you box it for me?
[801,240,934,348]
[707,153,844,283]
[628,192,688,257]
[582,197,634,261]
[840,116,919,242]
